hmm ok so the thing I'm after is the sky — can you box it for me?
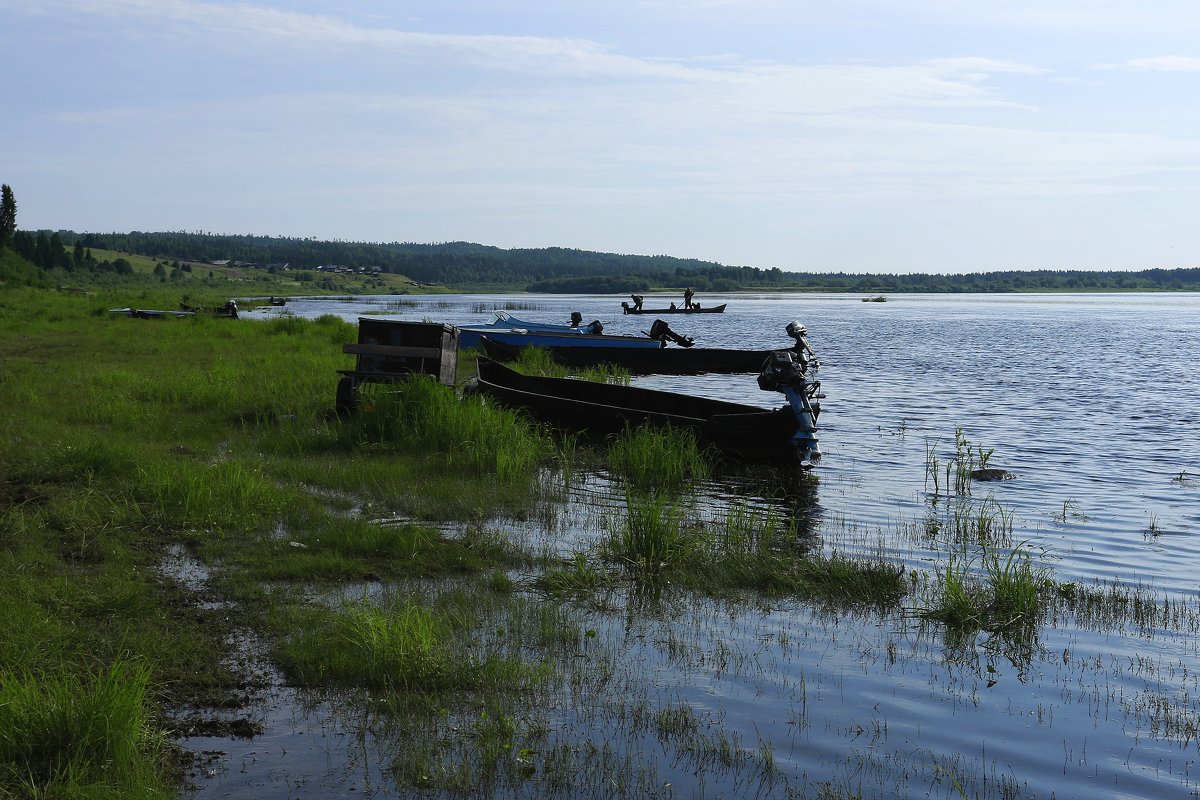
[4,1,1200,274]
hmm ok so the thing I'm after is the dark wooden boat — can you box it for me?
[621,302,726,315]
[473,356,820,465]
[480,336,781,375]
[110,307,195,319]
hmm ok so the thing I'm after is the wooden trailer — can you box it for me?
[336,318,458,416]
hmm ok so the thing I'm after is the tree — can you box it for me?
[0,184,15,249]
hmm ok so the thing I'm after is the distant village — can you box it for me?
[208,260,384,276]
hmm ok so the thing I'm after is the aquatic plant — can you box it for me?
[922,541,1052,632]
[606,491,696,576]
[606,423,713,492]
[275,596,527,693]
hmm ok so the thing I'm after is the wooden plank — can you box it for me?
[343,342,443,359]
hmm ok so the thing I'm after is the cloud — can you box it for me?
[1120,55,1200,72]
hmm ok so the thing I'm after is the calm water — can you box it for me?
[187,292,1200,799]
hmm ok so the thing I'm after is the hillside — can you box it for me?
[12,229,1200,293]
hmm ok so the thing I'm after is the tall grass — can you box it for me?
[606,424,713,492]
[511,345,631,384]
[275,596,529,694]
[346,377,555,481]
[606,491,696,575]
[136,459,286,531]
[923,542,1051,632]
[0,659,171,798]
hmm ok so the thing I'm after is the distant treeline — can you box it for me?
[27,229,1200,292]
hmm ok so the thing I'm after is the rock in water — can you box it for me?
[972,468,1016,481]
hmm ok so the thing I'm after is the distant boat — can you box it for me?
[472,355,822,466]
[862,295,887,303]
[456,311,607,350]
[622,302,727,315]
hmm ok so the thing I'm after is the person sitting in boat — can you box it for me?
[630,293,644,311]
[683,287,694,309]
[669,302,677,310]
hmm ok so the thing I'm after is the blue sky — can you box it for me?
[4,1,1199,273]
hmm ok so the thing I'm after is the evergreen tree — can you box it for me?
[0,184,15,249]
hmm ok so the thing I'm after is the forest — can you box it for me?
[9,227,1200,293]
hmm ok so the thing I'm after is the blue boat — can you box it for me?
[477,328,664,351]
[456,311,613,350]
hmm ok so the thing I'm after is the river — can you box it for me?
[186,291,1200,799]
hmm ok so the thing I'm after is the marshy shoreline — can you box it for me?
[3,287,1199,799]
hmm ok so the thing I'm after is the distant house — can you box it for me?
[212,259,231,266]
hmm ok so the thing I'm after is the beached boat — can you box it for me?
[456,311,607,350]
[481,337,777,374]
[480,318,810,375]
[471,328,664,353]
[621,302,726,315]
[473,350,822,466]
[110,307,195,318]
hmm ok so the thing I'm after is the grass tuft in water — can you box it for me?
[606,424,713,493]
[276,596,528,694]
[922,541,1052,632]
[606,491,696,576]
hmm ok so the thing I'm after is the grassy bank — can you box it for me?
[0,286,563,795]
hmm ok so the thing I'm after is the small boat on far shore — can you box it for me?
[622,302,726,315]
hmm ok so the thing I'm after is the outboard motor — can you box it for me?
[785,320,818,371]
[570,311,583,327]
[759,327,823,467]
[647,319,695,348]
[585,320,604,335]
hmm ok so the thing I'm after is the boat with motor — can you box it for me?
[456,310,608,350]
[480,319,796,375]
[472,320,823,466]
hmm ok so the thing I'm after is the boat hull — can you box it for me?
[475,330,663,352]
[481,337,780,375]
[456,313,599,349]
[473,357,805,464]
[622,302,726,315]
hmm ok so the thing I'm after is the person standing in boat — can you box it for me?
[630,292,644,311]
[683,287,694,309]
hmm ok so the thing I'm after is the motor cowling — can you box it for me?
[758,350,807,393]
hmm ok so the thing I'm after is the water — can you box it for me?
[188,291,1200,798]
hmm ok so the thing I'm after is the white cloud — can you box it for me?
[1121,55,1200,72]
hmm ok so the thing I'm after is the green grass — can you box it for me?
[921,542,1052,632]
[605,491,697,576]
[0,659,172,799]
[606,424,713,492]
